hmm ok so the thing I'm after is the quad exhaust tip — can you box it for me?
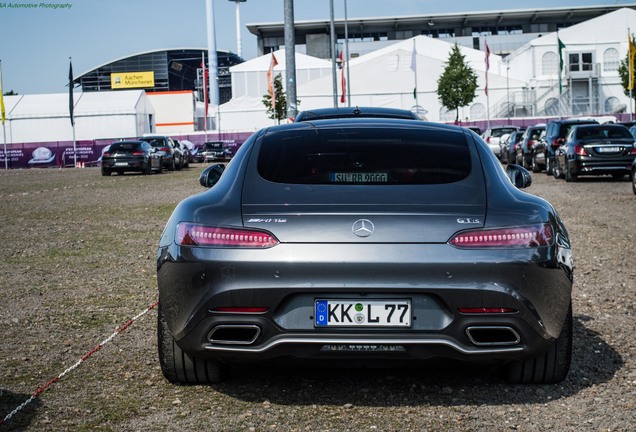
[465,326,521,346]
[208,325,261,345]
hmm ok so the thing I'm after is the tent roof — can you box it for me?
[229,49,332,73]
[3,90,150,119]
[528,7,636,47]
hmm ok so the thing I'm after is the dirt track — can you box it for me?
[0,166,634,431]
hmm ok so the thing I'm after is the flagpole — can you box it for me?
[344,0,351,107]
[485,40,490,129]
[411,39,419,111]
[69,57,77,169]
[1,59,8,170]
[629,28,634,121]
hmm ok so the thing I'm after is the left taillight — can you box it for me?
[176,223,279,248]
[574,145,587,156]
[449,224,554,248]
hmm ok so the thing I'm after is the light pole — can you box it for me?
[228,0,246,58]
[506,62,510,122]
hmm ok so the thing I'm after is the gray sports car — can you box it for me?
[157,119,574,384]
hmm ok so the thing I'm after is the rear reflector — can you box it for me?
[458,307,516,314]
[211,307,268,313]
[449,224,553,248]
[176,223,279,248]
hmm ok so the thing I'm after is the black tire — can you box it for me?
[505,302,572,384]
[167,157,176,171]
[523,154,531,170]
[553,159,563,179]
[611,173,625,180]
[531,153,542,173]
[565,162,577,183]
[143,162,151,175]
[176,157,183,171]
[632,168,636,195]
[157,160,163,174]
[101,167,111,176]
[157,303,224,384]
[545,157,553,176]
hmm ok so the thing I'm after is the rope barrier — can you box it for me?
[0,299,159,426]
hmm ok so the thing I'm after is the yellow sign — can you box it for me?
[111,71,155,89]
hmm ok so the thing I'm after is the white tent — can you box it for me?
[218,36,524,129]
[2,90,154,143]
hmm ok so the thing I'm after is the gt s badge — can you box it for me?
[457,218,481,224]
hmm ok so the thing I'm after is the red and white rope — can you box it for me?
[1,300,159,426]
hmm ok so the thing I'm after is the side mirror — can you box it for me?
[199,164,225,188]
[506,164,532,189]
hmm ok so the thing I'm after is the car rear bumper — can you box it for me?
[570,157,634,175]
[158,241,572,363]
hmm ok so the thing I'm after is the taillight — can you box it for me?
[103,152,111,157]
[160,147,171,153]
[528,140,536,149]
[486,136,491,143]
[176,223,279,248]
[574,145,587,156]
[630,145,636,155]
[449,224,553,248]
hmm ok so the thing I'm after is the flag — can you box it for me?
[201,58,208,131]
[628,32,636,91]
[267,53,278,110]
[484,40,490,96]
[558,35,566,94]
[68,60,74,126]
[411,39,417,99]
[0,71,5,125]
[339,51,346,104]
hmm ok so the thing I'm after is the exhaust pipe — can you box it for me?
[465,326,520,346]
[208,325,261,345]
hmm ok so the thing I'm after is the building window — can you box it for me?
[603,48,619,72]
[544,98,559,116]
[470,103,486,119]
[604,96,620,114]
[542,52,559,75]
[569,52,593,72]
[439,107,454,122]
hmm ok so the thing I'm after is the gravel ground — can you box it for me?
[0,166,634,431]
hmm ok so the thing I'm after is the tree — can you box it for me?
[3,90,18,96]
[617,33,636,103]
[262,73,288,124]
[436,44,478,122]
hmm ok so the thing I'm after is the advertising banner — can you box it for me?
[111,71,155,89]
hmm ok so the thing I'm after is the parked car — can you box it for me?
[552,123,636,182]
[139,135,183,171]
[466,126,482,136]
[101,140,162,176]
[632,159,636,195]
[196,141,233,162]
[294,106,420,122]
[516,124,546,170]
[481,126,520,159]
[157,119,574,385]
[629,125,636,139]
[501,130,525,165]
[173,139,191,168]
[540,119,599,175]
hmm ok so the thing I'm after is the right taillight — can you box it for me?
[176,223,279,248]
[449,224,554,248]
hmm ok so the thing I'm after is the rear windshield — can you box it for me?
[110,142,141,151]
[257,127,471,185]
[491,128,517,137]
[576,126,633,140]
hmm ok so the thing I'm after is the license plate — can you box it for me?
[115,162,128,166]
[330,172,388,183]
[315,299,411,327]
[596,147,621,153]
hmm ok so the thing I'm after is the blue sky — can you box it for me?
[0,0,633,94]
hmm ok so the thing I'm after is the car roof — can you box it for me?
[294,106,419,121]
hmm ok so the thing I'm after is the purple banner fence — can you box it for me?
[0,132,255,170]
